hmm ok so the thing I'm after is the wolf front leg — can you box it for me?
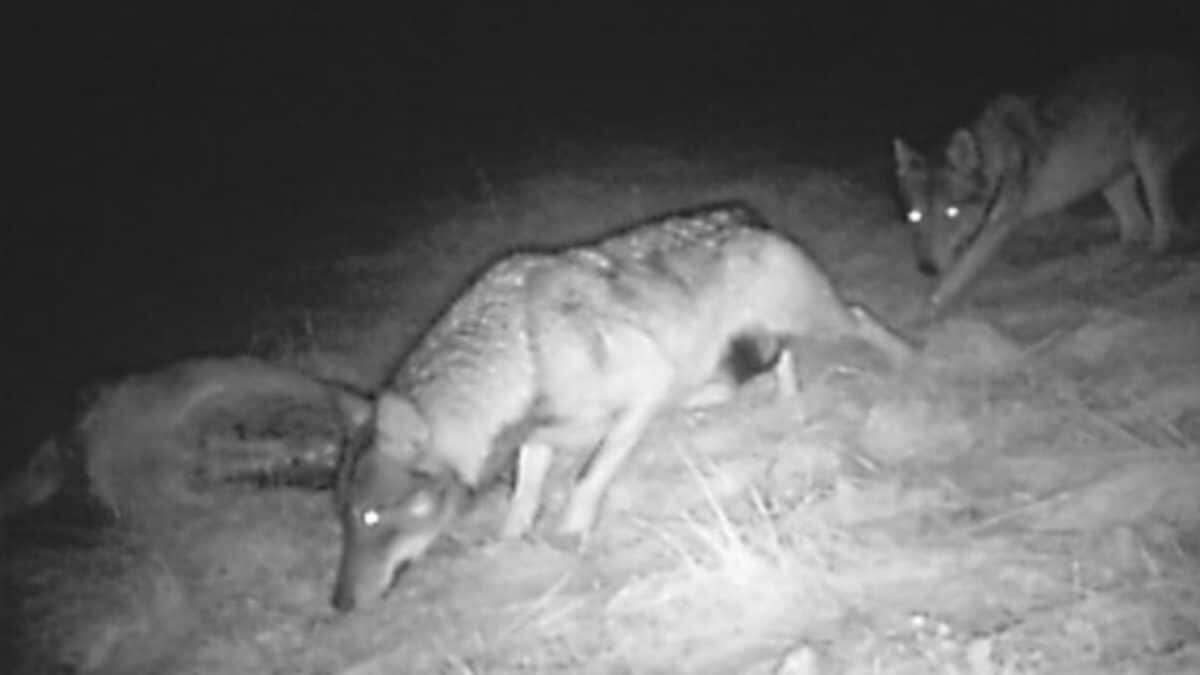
[555,406,662,548]
[927,216,1021,316]
[846,304,917,364]
[501,441,553,538]
[556,359,674,547]
[1132,139,1188,254]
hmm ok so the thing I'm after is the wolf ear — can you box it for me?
[945,129,981,170]
[893,138,924,176]
[989,94,1041,145]
[375,395,429,459]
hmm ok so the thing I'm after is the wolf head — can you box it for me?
[332,394,467,612]
[893,132,995,277]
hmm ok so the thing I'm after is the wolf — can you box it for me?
[331,200,915,611]
[894,52,1200,314]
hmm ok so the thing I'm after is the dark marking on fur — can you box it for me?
[640,248,698,296]
[724,332,783,385]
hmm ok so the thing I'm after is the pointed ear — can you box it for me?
[945,128,981,170]
[893,138,924,175]
[374,394,429,459]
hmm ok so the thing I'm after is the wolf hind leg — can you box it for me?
[1132,140,1184,253]
[1102,170,1152,245]
[772,348,799,397]
[685,331,796,406]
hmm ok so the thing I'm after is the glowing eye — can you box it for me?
[945,206,959,218]
[906,209,923,223]
[361,509,381,526]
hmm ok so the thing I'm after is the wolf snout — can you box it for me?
[332,558,410,612]
[331,576,364,613]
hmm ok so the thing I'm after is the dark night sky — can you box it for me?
[15,5,1196,212]
[17,5,1197,158]
[6,3,1198,461]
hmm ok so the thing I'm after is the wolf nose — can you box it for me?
[917,260,939,277]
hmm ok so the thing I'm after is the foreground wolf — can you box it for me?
[894,52,1199,314]
[332,201,914,610]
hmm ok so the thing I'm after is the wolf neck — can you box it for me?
[971,95,1044,223]
[393,273,543,488]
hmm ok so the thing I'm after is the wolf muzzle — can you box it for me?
[332,552,410,612]
[332,521,446,612]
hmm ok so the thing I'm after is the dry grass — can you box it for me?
[6,142,1200,673]
[4,529,189,675]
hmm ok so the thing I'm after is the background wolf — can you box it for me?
[894,52,1200,314]
[332,200,914,611]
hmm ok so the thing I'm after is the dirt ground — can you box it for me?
[5,141,1200,674]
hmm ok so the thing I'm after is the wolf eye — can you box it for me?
[361,508,381,527]
[944,206,960,219]
[906,209,923,224]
